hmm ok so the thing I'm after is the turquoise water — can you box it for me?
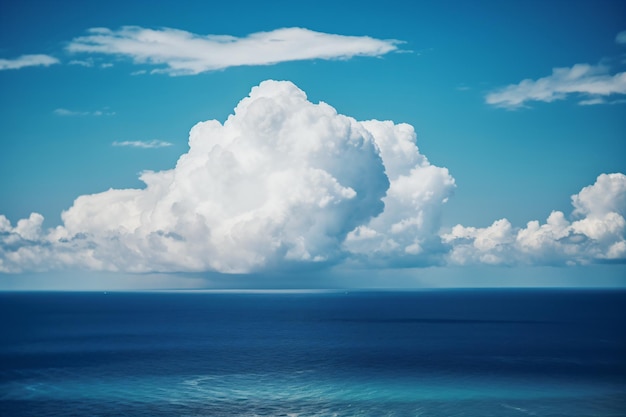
[1,290,625,416]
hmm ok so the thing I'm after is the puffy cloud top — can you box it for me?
[344,121,455,264]
[572,173,626,218]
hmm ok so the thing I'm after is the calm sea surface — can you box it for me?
[1,289,624,416]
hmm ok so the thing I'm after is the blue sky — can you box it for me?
[1,0,625,289]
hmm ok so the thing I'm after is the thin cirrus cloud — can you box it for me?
[54,108,115,116]
[66,26,402,75]
[486,63,626,109]
[68,59,94,67]
[0,81,624,276]
[0,54,59,71]
[113,140,173,149]
[68,58,113,69]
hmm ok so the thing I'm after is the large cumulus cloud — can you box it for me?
[0,80,453,274]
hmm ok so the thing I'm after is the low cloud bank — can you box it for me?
[1,81,624,275]
[443,173,626,266]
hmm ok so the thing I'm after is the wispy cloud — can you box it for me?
[486,63,626,109]
[616,30,626,45]
[66,26,402,75]
[0,54,59,71]
[68,59,94,67]
[54,108,115,116]
[112,140,173,148]
[578,97,607,106]
[69,58,114,69]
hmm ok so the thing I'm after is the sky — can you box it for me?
[1,0,625,290]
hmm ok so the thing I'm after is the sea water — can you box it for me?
[1,289,624,416]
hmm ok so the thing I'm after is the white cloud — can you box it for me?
[616,30,626,45]
[572,172,626,218]
[113,140,173,149]
[69,58,114,69]
[54,108,84,116]
[54,108,115,116]
[578,97,606,106]
[69,59,94,67]
[2,81,624,276]
[486,64,626,109]
[66,26,402,75]
[442,173,626,266]
[0,54,59,70]
[343,121,455,264]
[1,81,393,273]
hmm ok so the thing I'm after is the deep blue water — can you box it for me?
[1,289,625,416]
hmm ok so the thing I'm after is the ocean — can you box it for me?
[1,289,624,416]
